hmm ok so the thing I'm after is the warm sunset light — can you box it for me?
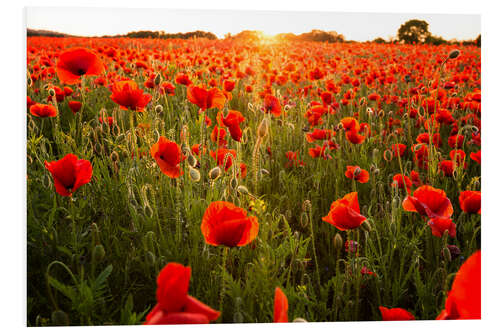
[26,6,481,327]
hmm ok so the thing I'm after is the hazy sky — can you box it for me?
[26,7,480,41]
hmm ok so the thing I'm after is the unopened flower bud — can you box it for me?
[237,185,250,195]
[146,231,155,251]
[230,176,238,190]
[448,49,460,59]
[187,154,197,168]
[293,317,308,323]
[146,251,156,266]
[49,88,55,97]
[257,117,270,138]
[155,105,163,114]
[334,233,343,251]
[361,220,372,232]
[154,73,161,86]
[51,310,70,326]
[93,244,105,262]
[442,247,452,262]
[208,166,221,180]
[188,166,201,182]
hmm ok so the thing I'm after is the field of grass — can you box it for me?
[26,36,481,326]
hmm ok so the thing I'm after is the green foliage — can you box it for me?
[398,19,431,44]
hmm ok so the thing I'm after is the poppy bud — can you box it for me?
[293,318,308,322]
[353,167,362,178]
[442,246,452,262]
[373,168,380,176]
[390,221,397,234]
[181,143,190,155]
[110,151,119,163]
[233,312,244,323]
[154,73,161,86]
[208,166,222,180]
[260,168,270,176]
[361,220,372,232]
[49,88,55,97]
[302,200,312,212]
[237,185,250,195]
[230,176,238,190]
[145,231,155,250]
[187,153,197,168]
[446,245,461,260]
[155,104,163,114]
[366,107,374,117]
[448,49,460,59]
[93,244,105,262]
[442,229,449,245]
[51,310,70,326]
[257,117,270,138]
[188,166,201,182]
[404,74,412,83]
[146,251,156,266]
[334,233,343,251]
[299,211,309,228]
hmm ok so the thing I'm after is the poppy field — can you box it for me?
[26,35,481,326]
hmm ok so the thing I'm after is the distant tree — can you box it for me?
[397,19,431,44]
[476,34,481,47]
[372,37,387,44]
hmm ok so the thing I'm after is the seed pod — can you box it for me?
[49,88,55,97]
[51,310,70,326]
[155,105,163,114]
[257,117,270,138]
[93,244,105,262]
[299,211,309,228]
[188,166,201,182]
[448,49,460,59]
[208,166,221,180]
[181,142,190,155]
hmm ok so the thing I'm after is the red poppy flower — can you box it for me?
[187,86,226,110]
[305,128,335,143]
[56,48,104,85]
[160,82,176,96]
[340,117,360,132]
[427,217,456,238]
[150,137,186,178]
[410,170,423,187]
[437,251,481,320]
[263,94,282,117]
[44,154,92,197]
[439,160,456,177]
[110,80,152,112]
[175,73,192,86]
[346,129,366,144]
[68,100,82,114]
[210,126,227,147]
[30,103,57,118]
[392,174,412,192]
[285,151,305,168]
[274,287,288,323]
[308,144,329,159]
[322,192,367,231]
[210,148,236,171]
[459,191,481,214]
[379,307,415,321]
[402,185,453,219]
[391,144,407,157]
[470,150,481,164]
[345,166,370,183]
[221,110,245,142]
[201,201,259,247]
[223,80,235,92]
[144,262,220,325]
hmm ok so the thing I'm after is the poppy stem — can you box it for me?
[218,247,229,322]
[308,209,321,288]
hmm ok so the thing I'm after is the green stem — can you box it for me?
[218,247,229,322]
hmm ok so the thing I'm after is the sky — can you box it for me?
[26,7,480,42]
